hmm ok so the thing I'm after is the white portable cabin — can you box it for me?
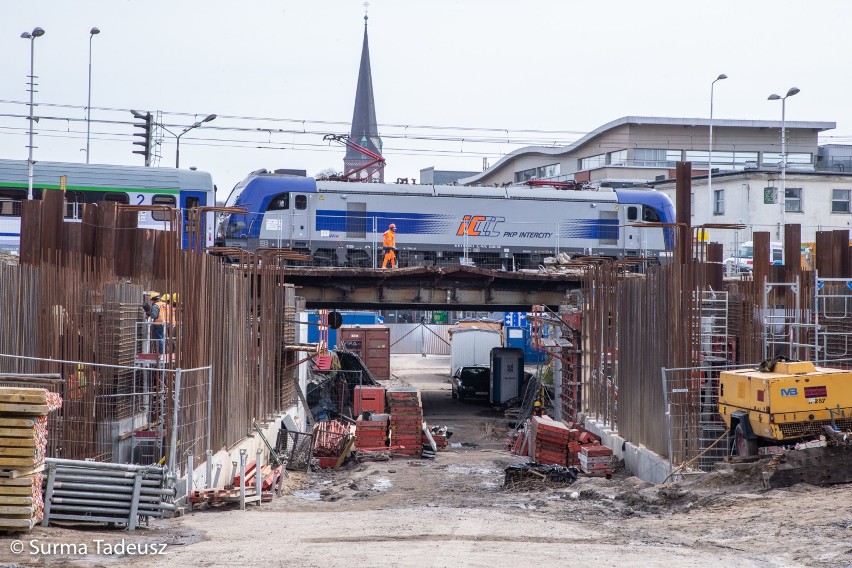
[450,327,503,375]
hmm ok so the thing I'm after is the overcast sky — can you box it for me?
[3,1,852,200]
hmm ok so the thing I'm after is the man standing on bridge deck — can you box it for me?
[382,223,398,269]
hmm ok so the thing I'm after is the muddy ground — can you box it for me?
[1,355,850,567]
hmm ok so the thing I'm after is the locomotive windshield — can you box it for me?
[642,205,661,222]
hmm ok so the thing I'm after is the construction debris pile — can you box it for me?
[308,351,381,421]
[0,387,61,532]
[312,420,355,469]
[310,386,448,468]
[503,462,579,490]
[508,416,613,477]
[191,447,285,509]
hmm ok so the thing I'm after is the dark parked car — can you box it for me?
[451,366,491,401]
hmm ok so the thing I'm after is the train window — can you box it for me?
[642,206,660,222]
[267,193,289,211]
[152,195,176,221]
[627,206,638,221]
[0,189,25,216]
[65,191,85,219]
[346,202,367,238]
[104,193,129,204]
[295,195,307,210]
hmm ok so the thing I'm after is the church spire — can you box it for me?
[344,4,384,182]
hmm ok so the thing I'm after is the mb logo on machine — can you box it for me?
[780,387,799,397]
[456,215,505,237]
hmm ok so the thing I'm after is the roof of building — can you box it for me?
[458,116,837,185]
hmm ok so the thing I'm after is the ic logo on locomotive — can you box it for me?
[457,215,505,237]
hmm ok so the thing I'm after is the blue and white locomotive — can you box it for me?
[218,169,675,269]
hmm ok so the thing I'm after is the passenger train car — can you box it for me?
[219,170,676,269]
[0,159,216,253]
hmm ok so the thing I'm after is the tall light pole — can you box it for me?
[708,74,727,227]
[161,115,217,168]
[768,87,800,242]
[20,27,45,200]
[86,27,100,164]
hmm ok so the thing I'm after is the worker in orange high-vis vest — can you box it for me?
[69,364,88,400]
[382,223,398,268]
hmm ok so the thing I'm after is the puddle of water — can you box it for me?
[371,478,393,492]
[292,490,322,501]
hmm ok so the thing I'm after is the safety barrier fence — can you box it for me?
[0,354,210,476]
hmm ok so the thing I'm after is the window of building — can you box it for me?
[633,149,680,167]
[762,152,813,166]
[539,163,560,178]
[832,189,851,213]
[579,154,606,170]
[785,188,802,213]
[513,163,561,183]
[608,150,627,166]
[267,193,289,211]
[713,189,725,215]
[151,194,176,221]
[295,195,307,210]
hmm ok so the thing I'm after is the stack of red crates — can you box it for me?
[566,428,581,467]
[354,414,389,450]
[579,444,613,475]
[387,388,423,457]
[529,416,570,465]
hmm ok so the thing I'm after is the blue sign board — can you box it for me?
[503,312,528,327]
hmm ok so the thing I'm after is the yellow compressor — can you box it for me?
[719,359,852,456]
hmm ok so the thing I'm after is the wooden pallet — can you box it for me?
[0,464,44,479]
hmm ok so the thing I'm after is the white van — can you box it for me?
[724,241,783,274]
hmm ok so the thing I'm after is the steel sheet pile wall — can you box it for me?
[616,264,696,458]
[2,193,303,466]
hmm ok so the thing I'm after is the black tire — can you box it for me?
[451,389,457,400]
[458,390,465,402]
[733,422,758,457]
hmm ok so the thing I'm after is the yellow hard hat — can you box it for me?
[171,293,179,304]
[149,291,161,300]
[534,401,541,407]
[161,293,170,302]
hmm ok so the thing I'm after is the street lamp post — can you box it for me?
[708,74,727,226]
[86,27,100,164]
[20,27,45,200]
[768,87,800,242]
[161,115,217,168]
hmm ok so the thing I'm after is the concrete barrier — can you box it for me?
[584,418,672,484]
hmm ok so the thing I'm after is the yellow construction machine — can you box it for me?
[719,359,852,456]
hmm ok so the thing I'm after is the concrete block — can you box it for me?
[583,417,672,484]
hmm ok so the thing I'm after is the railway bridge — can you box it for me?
[277,265,582,311]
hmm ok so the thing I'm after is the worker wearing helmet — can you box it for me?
[382,223,398,269]
[147,292,166,354]
[533,400,544,417]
